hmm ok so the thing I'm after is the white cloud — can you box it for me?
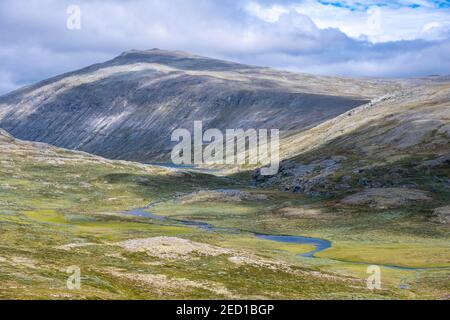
[245,2,289,22]
[289,0,450,42]
[0,71,19,94]
[0,0,449,94]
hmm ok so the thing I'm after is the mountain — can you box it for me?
[279,79,450,161]
[0,49,395,163]
[1,52,449,299]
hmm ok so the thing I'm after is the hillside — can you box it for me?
[0,49,395,162]
[254,80,450,197]
[0,128,230,212]
[1,129,399,299]
[1,68,449,299]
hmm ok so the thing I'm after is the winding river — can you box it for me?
[132,162,450,272]
[123,208,332,258]
[123,208,450,271]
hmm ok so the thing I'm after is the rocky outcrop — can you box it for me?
[253,155,450,197]
[253,157,348,196]
[117,237,231,260]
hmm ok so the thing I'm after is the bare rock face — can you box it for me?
[341,188,431,209]
[253,157,346,196]
[0,49,374,163]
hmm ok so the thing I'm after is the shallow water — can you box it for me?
[148,163,222,173]
[123,208,331,258]
[255,234,332,258]
[122,208,449,271]
[123,208,167,220]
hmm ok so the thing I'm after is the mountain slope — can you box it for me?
[254,80,450,196]
[281,80,450,160]
[0,49,395,162]
[0,127,236,216]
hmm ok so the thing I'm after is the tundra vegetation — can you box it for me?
[0,129,449,300]
[0,51,449,300]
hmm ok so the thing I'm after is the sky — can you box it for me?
[0,0,449,94]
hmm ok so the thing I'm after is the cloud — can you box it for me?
[0,0,449,94]
[0,70,19,94]
[290,0,450,42]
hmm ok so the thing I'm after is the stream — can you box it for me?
[124,163,447,272]
[122,208,450,271]
[124,208,331,258]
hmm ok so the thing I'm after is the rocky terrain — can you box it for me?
[0,51,449,300]
[254,80,450,198]
[2,128,404,300]
[1,49,447,196]
[0,49,395,163]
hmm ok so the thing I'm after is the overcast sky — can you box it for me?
[1,0,449,94]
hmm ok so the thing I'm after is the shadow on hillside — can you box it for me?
[99,171,241,200]
[228,116,450,204]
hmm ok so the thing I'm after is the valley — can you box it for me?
[0,51,449,300]
[0,128,449,299]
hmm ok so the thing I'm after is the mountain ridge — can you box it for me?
[0,49,388,163]
[253,81,450,195]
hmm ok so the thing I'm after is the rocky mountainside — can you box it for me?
[0,49,395,162]
[254,80,450,197]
